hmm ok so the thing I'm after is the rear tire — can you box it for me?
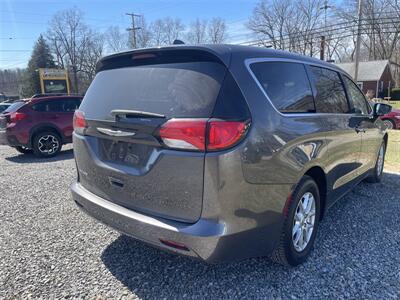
[365,142,385,183]
[14,146,33,154]
[382,119,395,130]
[270,176,320,266]
[32,131,62,158]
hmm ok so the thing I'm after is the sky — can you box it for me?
[0,0,258,69]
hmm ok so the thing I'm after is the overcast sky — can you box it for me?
[0,0,258,69]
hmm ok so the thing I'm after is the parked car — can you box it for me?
[0,95,82,157]
[380,107,400,129]
[0,102,11,113]
[71,45,391,266]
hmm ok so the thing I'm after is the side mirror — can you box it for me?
[373,103,392,116]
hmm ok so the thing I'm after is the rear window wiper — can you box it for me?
[111,109,166,119]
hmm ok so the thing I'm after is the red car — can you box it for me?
[380,106,400,130]
[0,95,82,157]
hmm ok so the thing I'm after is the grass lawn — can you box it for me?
[388,101,400,110]
[385,130,400,172]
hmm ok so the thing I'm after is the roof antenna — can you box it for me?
[173,39,185,45]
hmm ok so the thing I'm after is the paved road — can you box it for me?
[1,145,400,299]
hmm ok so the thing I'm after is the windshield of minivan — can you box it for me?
[80,62,226,120]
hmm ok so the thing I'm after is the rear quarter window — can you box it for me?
[250,61,315,113]
[80,62,226,120]
[3,102,25,113]
[308,66,349,114]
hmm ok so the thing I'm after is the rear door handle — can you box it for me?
[97,127,136,137]
[355,127,366,133]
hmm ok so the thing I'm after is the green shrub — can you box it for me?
[391,88,400,100]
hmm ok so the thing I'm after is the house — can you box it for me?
[336,60,399,99]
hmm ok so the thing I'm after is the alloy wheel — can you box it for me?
[377,145,384,177]
[37,135,60,155]
[383,120,393,130]
[292,192,316,252]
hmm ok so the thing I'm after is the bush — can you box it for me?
[391,88,400,101]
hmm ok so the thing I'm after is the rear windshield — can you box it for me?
[3,101,25,113]
[80,62,226,120]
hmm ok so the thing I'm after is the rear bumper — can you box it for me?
[0,130,8,145]
[71,181,285,263]
[72,182,225,262]
[0,129,27,147]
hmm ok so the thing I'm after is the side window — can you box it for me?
[63,99,81,112]
[250,62,315,113]
[31,102,48,112]
[343,76,371,115]
[308,66,349,113]
[47,101,64,112]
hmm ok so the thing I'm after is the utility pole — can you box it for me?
[126,13,142,49]
[354,0,363,81]
[320,36,326,60]
[319,0,333,61]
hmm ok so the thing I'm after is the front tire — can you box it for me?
[14,146,33,154]
[271,176,321,266]
[382,119,395,130]
[32,131,62,158]
[366,142,386,183]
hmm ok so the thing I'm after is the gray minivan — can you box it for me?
[71,45,391,266]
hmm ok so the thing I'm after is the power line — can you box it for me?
[235,17,400,46]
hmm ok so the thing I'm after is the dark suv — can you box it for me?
[71,45,391,266]
[0,95,82,157]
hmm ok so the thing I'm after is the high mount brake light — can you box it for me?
[159,119,249,151]
[73,110,87,134]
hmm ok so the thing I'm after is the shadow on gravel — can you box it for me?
[4,148,74,163]
[101,172,400,299]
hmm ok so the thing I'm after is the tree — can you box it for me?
[105,26,128,53]
[47,8,104,94]
[135,17,153,48]
[187,19,208,44]
[208,18,227,43]
[163,17,185,44]
[149,17,185,46]
[338,0,400,61]
[22,35,55,97]
[247,0,325,53]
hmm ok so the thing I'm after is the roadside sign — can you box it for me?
[39,68,70,94]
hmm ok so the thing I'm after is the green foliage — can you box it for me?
[390,88,400,101]
[21,35,55,97]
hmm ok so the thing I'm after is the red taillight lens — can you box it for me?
[159,119,207,150]
[159,118,249,151]
[73,110,87,133]
[10,112,27,123]
[207,121,248,151]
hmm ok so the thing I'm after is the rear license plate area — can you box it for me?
[99,138,152,168]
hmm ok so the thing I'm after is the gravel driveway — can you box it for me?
[1,145,400,299]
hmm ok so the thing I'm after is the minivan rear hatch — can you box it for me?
[75,49,229,223]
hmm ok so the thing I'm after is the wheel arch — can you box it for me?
[29,124,64,147]
[383,132,388,149]
[303,166,328,220]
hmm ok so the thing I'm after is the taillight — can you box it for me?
[10,112,27,123]
[159,119,207,150]
[159,118,249,151]
[208,121,248,151]
[73,110,87,134]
